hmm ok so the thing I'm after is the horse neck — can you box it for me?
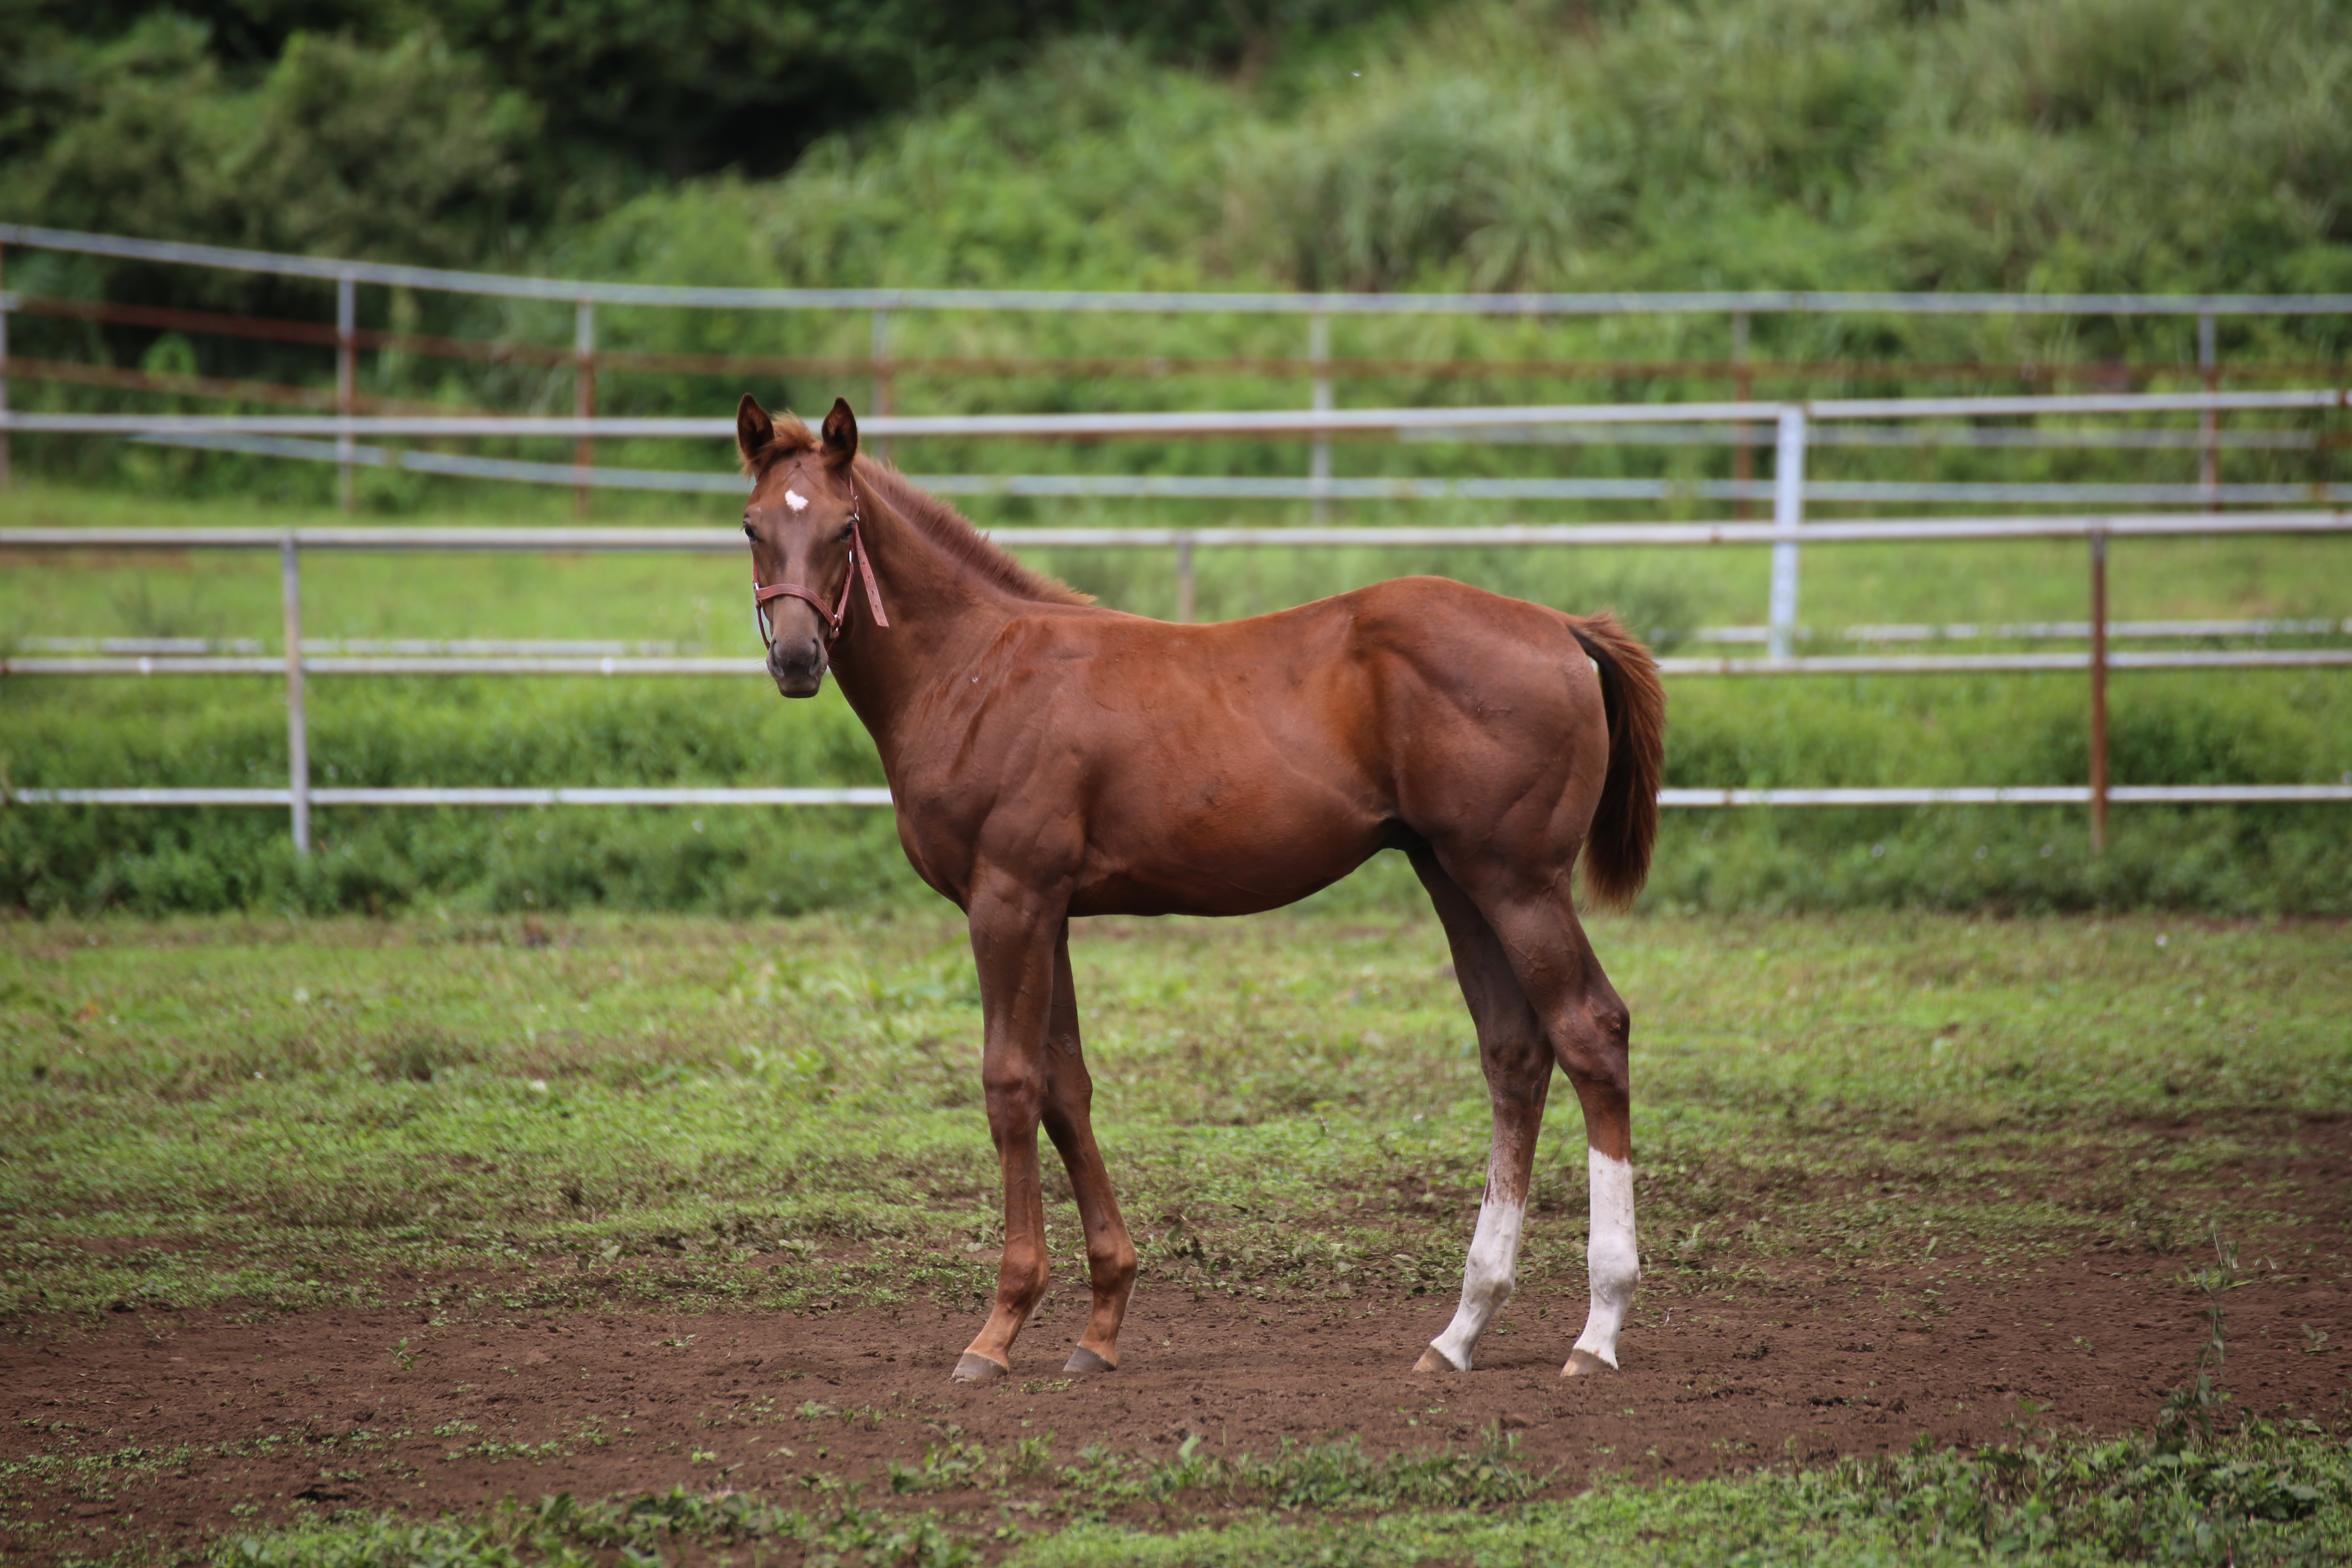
[827,468,1023,762]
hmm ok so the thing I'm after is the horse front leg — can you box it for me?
[1040,924,1138,1373]
[954,880,1065,1383]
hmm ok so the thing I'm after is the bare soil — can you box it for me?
[7,1226,2349,1565]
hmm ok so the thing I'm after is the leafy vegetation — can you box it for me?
[9,0,2352,404]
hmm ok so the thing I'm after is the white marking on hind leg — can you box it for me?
[1570,1150,1639,1368]
[1425,1192,1526,1371]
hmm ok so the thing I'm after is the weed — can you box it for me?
[2157,1227,2243,1452]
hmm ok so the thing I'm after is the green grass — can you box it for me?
[192,1426,2352,1566]
[4,909,2344,1318]
[4,908,2348,1564]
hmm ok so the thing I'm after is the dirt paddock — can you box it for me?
[7,1225,2348,1562]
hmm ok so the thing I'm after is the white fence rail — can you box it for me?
[110,430,2352,508]
[10,785,2346,809]
[11,223,2352,317]
[5,509,2347,853]
[4,225,2347,853]
[7,386,2343,438]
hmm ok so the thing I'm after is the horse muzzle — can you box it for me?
[768,633,827,697]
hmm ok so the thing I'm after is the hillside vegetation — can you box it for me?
[573,0,2352,303]
[11,0,2352,301]
[3,0,2348,916]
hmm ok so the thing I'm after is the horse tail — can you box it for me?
[1567,612,1666,912]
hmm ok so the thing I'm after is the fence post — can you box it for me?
[1309,312,1332,523]
[335,274,356,510]
[0,242,12,495]
[281,535,311,856]
[1174,532,1196,624]
[1766,404,1807,659]
[1730,310,1751,520]
[573,301,596,520]
[870,309,892,461]
[2089,527,2109,856]
[2198,312,2218,511]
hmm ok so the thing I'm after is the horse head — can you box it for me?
[737,394,870,697]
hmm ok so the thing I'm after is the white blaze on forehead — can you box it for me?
[784,488,810,512]
[1570,1150,1640,1369]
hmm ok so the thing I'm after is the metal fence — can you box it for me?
[7,222,2352,521]
[8,507,2348,856]
[9,385,2349,653]
[4,226,2348,854]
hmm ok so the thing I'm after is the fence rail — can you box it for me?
[110,430,2352,508]
[6,509,2347,851]
[6,387,2343,439]
[6,510,2347,553]
[12,223,2352,317]
[11,648,2349,679]
[6,226,2348,855]
[11,785,2345,809]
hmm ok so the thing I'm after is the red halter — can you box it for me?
[752,481,890,647]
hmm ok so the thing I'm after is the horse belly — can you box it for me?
[1068,760,1389,918]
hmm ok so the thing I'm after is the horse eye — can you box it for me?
[742,522,755,540]
[837,524,854,543]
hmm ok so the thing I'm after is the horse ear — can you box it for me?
[736,394,775,464]
[821,397,859,468]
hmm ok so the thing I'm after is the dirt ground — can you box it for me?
[7,1221,2349,1565]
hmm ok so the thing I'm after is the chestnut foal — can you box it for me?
[738,396,1665,1382]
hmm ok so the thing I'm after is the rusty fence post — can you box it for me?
[1309,312,1332,523]
[335,274,356,510]
[1174,533,1196,624]
[0,240,11,493]
[870,309,891,461]
[574,300,596,519]
[2089,527,2109,856]
[1731,310,1752,520]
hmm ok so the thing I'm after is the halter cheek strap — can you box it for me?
[752,486,890,647]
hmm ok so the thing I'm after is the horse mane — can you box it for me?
[745,413,1090,608]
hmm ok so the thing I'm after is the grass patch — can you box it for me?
[201,1423,2352,1566]
[3,909,2346,1564]
[2,909,2343,1316]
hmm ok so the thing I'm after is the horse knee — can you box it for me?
[982,1065,1045,1131]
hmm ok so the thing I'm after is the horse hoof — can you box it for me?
[953,1352,1009,1383]
[1065,1345,1116,1374]
[1412,1346,1463,1373]
[1560,1348,1615,1378]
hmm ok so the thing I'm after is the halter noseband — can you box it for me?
[752,477,891,648]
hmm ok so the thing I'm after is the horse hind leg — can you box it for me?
[1039,926,1138,1374]
[1409,850,1552,1374]
[1450,868,1640,1377]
